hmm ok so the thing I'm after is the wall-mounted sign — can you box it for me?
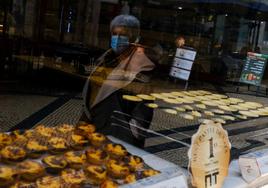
[240,52,268,86]
[188,122,231,188]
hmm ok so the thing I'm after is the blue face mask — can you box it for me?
[111,35,129,53]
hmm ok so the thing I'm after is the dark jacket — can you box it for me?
[81,45,156,147]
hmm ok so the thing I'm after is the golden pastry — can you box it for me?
[35,125,54,138]
[142,169,160,178]
[36,176,61,188]
[106,159,130,179]
[48,137,67,153]
[64,151,87,169]
[150,93,166,99]
[204,111,215,116]
[87,133,107,147]
[122,95,142,102]
[104,143,128,159]
[195,104,206,109]
[163,98,181,104]
[239,110,259,118]
[136,94,155,101]
[70,134,88,150]
[0,166,17,187]
[145,103,158,109]
[75,122,96,136]
[26,139,48,158]
[229,97,244,104]
[17,161,45,181]
[221,115,235,121]
[212,118,226,124]
[10,181,36,188]
[175,107,186,112]
[218,105,237,112]
[181,114,194,120]
[163,109,177,115]
[211,109,225,114]
[0,133,12,149]
[84,165,107,185]
[61,169,86,187]
[124,174,138,184]
[191,111,202,117]
[124,155,144,171]
[100,179,118,188]
[86,148,109,165]
[42,155,67,174]
[182,105,193,111]
[56,124,75,135]
[0,146,26,163]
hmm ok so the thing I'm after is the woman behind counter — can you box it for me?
[81,15,158,147]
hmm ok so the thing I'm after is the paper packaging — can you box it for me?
[239,148,268,183]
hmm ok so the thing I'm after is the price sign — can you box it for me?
[240,52,268,86]
[188,122,231,188]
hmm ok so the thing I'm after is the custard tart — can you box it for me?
[17,161,45,181]
[26,139,48,158]
[100,179,118,188]
[87,133,107,147]
[0,166,17,187]
[0,146,26,163]
[104,143,128,159]
[42,155,67,174]
[35,125,54,138]
[106,159,130,179]
[142,169,160,178]
[124,155,144,172]
[36,176,62,188]
[64,151,87,169]
[84,164,107,185]
[69,134,88,150]
[75,122,96,136]
[0,133,12,149]
[86,148,109,165]
[61,169,86,187]
[48,137,67,154]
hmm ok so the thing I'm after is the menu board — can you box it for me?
[170,47,196,81]
[240,52,268,86]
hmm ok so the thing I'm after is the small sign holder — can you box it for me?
[188,122,231,188]
[237,52,268,95]
[169,47,197,90]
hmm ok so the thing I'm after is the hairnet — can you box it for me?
[110,15,140,41]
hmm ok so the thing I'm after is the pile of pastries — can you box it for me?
[0,123,159,188]
[123,90,268,124]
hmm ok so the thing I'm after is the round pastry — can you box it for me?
[142,169,160,178]
[202,100,218,107]
[0,166,17,187]
[26,139,48,158]
[198,119,214,124]
[230,104,248,111]
[181,114,194,120]
[106,159,130,179]
[204,111,215,116]
[124,155,144,172]
[86,148,109,165]
[245,102,263,108]
[195,104,206,110]
[23,129,35,139]
[84,165,107,185]
[104,143,128,159]
[124,174,138,184]
[70,134,88,150]
[64,151,87,169]
[100,179,118,188]
[239,110,259,118]
[10,181,36,188]
[0,146,26,163]
[48,137,67,153]
[221,115,235,121]
[136,94,155,101]
[17,161,45,181]
[191,111,202,117]
[170,92,184,97]
[163,109,177,115]
[211,109,225,115]
[61,169,86,187]
[218,105,237,112]
[122,95,142,102]
[56,124,75,135]
[0,133,12,149]
[150,93,166,100]
[35,125,54,138]
[212,118,226,124]
[182,105,193,111]
[160,93,176,98]
[36,176,61,188]
[42,155,67,174]
[87,133,107,147]
[229,97,244,104]
[175,107,186,112]
[145,103,158,109]
[75,122,96,136]
[163,98,181,104]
